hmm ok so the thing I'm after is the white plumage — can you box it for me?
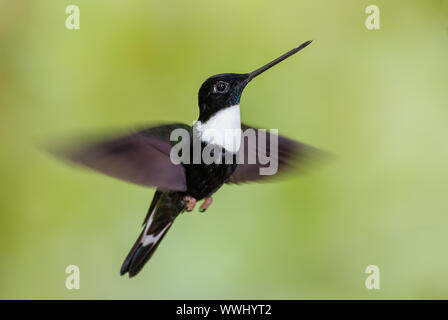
[194,104,241,153]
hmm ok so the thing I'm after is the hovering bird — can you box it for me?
[54,40,322,277]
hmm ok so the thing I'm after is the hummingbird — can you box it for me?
[54,40,322,277]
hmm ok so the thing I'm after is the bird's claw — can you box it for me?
[183,196,197,212]
[183,196,213,213]
[199,197,213,212]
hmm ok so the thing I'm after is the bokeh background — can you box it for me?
[1,0,447,299]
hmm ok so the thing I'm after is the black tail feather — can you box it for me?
[120,223,173,277]
[120,191,184,277]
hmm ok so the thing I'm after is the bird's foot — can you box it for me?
[199,197,213,212]
[183,196,197,212]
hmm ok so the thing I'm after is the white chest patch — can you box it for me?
[194,104,241,153]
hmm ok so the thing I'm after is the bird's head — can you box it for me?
[197,40,312,122]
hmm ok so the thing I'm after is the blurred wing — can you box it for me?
[227,123,325,184]
[52,123,190,191]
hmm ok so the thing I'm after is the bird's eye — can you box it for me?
[215,81,228,93]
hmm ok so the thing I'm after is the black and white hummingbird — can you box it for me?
[54,40,322,277]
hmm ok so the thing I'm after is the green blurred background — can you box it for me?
[1,0,447,299]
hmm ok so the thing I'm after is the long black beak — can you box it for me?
[246,40,312,83]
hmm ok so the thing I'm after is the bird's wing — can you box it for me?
[227,123,325,184]
[51,123,191,191]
